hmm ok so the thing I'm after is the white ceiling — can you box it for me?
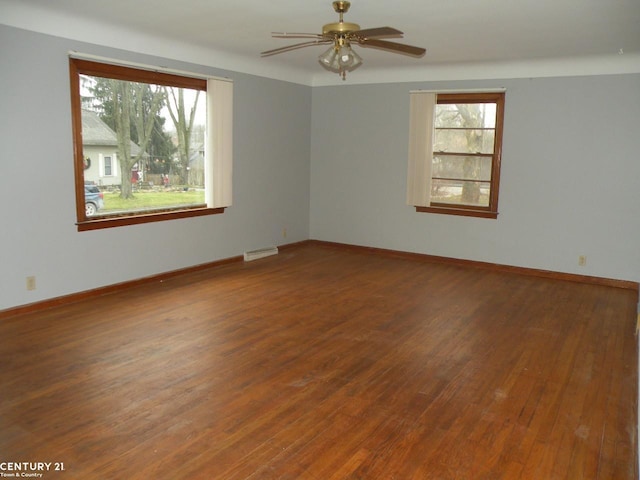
[2,0,640,85]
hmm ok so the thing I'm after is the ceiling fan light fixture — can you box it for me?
[318,44,362,79]
[348,46,362,68]
[318,46,338,68]
[337,44,362,72]
[338,45,354,66]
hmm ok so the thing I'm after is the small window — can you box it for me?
[69,58,233,231]
[407,91,505,219]
[104,156,112,176]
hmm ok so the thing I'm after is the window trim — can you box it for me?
[69,58,226,231]
[415,204,499,219]
[411,91,505,219]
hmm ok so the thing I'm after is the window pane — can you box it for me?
[435,102,496,128]
[434,128,495,154]
[80,75,206,217]
[431,179,491,207]
[432,155,492,182]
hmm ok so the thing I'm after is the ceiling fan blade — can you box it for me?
[260,40,331,57]
[351,26,403,39]
[359,38,426,57]
[271,32,324,39]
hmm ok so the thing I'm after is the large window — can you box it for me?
[69,58,233,230]
[407,91,505,218]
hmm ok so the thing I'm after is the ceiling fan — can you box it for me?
[260,1,426,80]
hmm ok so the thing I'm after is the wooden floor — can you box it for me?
[1,243,637,479]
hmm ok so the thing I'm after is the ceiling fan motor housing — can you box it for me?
[322,21,360,35]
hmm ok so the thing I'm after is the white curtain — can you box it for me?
[206,78,233,208]
[406,92,436,207]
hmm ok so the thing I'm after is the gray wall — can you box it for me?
[0,25,311,311]
[2,23,640,312]
[310,76,640,283]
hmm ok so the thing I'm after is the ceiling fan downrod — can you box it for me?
[323,0,360,35]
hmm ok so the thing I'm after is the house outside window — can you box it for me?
[69,57,233,231]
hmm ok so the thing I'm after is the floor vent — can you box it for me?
[244,246,278,262]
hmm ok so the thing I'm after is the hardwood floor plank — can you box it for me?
[0,243,636,479]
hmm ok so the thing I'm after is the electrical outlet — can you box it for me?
[282,228,287,238]
[578,255,587,267]
[26,276,36,291]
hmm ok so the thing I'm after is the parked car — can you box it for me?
[85,185,104,216]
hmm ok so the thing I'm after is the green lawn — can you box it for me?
[102,189,205,212]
